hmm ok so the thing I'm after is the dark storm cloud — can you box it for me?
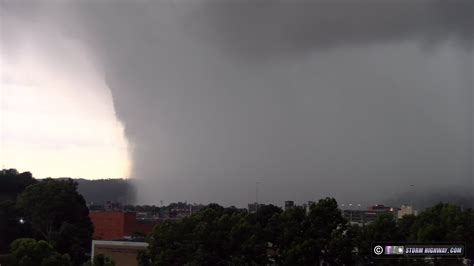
[2,0,472,206]
[196,0,473,60]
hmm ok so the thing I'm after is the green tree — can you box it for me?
[351,223,372,264]
[145,200,473,265]
[9,238,71,266]
[148,204,268,265]
[409,203,474,262]
[16,178,93,265]
[0,169,36,253]
[352,213,407,265]
[0,169,37,202]
[353,204,472,265]
[274,206,312,265]
[137,250,152,266]
[92,254,115,266]
[255,204,282,227]
[269,198,353,265]
[0,200,33,253]
[371,213,400,241]
[409,203,469,242]
[397,214,416,240]
[255,204,283,261]
[306,197,354,265]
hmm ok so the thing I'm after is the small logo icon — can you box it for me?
[385,245,404,255]
[374,245,384,255]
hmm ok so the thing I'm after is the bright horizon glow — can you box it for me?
[0,30,130,179]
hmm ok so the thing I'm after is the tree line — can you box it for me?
[1,169,473,266]
[0,169,92,266]
[139,200,474,265]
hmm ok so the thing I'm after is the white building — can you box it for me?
[397,205,418,219]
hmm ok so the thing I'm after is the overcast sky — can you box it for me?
[1,0,472,206]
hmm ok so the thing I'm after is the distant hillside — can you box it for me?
[72,178,472,209]
[73,178,135,204]
[0,169,135,205]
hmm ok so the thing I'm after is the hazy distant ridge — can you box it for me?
[71,178,473,210]
[72,178,135,205]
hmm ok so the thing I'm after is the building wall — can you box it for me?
[123,212,137,236]
[90,211,134,240]
[92,241,148,266]
[90,211,158,240]
[397,205,417,219]
[133,222,156,235]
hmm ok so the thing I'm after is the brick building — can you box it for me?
[89,211,158,240]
